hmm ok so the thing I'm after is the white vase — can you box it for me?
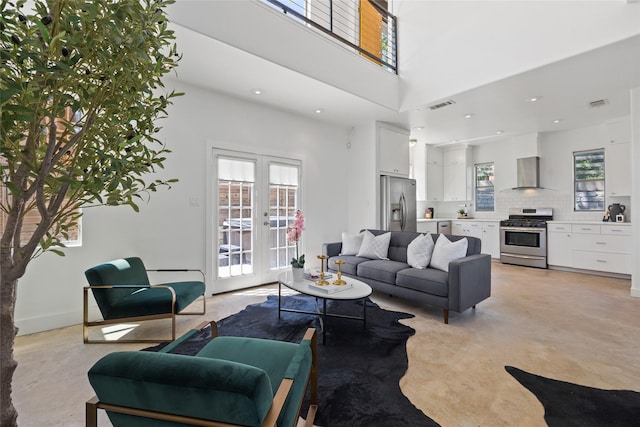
[291,267,304,282]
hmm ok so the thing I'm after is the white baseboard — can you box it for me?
[16,305,101,336]
[16,311,80,336]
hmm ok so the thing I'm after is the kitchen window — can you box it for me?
[574,149,605,211]
[475,163,494,211]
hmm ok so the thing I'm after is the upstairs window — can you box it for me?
[574,149,605,211]
[475,163,494,211]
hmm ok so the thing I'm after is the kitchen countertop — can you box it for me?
[547,220,631,226]
[417,218,500,222]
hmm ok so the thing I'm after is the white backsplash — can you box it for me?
[418,191,631,222]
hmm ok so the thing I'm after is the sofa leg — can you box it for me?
[443,309,449,324]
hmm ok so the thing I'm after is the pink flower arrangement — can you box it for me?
[287,210,305,268]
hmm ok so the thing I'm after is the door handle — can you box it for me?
[399,193,406,230]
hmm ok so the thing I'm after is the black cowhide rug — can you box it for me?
[147,295,439,427]
[506,366,640,427]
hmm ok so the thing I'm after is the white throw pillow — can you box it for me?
[357,230,391,260]
[407,233,435,269]
[429,234,469,272]
[341,232,364,255]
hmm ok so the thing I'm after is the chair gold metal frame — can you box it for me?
[83,265,206,344]
[86,322,318,427]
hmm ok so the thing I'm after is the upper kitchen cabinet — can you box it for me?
[378,122,410,177]
[443,146,472,201]
[412,143,443,201]
[606,141,631,197]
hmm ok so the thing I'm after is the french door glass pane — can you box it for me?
[217,158,254,278]
[269,163,299,270]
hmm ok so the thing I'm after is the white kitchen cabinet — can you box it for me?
[572,225,632,274]
[452,220,465,236]
[606,141,631,197]
[547,222,632,275]
[378,123,410,177]
[426,145,443,201]
[443,147,471,201]
[453,220,496,257]
[452,220,482,239]
[547,223,572,267]
[481,221,500,259]
[412,144,443,201]
[417,221,437,234]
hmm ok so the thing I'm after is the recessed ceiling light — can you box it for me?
[413,126,424,131]
[464,113,474,119]
[251,88,264,95]
[553,119,562,124]
[314,108,324,114]
[496,130,504,135]
[526,96,542,102]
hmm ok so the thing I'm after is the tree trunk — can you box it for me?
[0,275,19,427]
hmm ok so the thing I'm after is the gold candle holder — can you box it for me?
[333,260,346,286]
[316,255,329,286]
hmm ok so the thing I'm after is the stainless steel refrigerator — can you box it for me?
[380,176,417,232]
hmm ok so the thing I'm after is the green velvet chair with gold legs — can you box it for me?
[83,257,206,343]
[86,321,318,427]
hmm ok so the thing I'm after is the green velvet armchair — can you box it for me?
[83,257,206,343]
[86,321,318,427]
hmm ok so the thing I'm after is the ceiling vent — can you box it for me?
[429,99,456,110]
[588,98,610,108]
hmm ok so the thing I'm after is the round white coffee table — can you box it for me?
[277,270,372,344]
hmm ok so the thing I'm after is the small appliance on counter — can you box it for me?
[425,207,434,219]
[608,203,626,222]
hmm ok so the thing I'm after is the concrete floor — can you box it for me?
[12,262,640,426]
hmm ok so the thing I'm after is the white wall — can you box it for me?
[397,1,640,109]
[631,87,640,297]
[346,121,378,232]
[471,118,631,221]
[15,79,352,335]
[167,0,399,110]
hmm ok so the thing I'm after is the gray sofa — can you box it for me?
[322,229,491,324]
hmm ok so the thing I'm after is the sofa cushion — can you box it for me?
[357,259,409,284]
[357,230,391,259]
[430,234,469,272]
[407,233,434,269]
[396,268,449,297]
[197,336,312,427]
[328,255,370,276]
[88,351,273,427]
[341,232,364,255]
[362,229,423,262]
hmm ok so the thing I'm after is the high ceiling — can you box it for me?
[167,1,640,146]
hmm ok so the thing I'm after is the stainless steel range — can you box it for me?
[500,208,553,268]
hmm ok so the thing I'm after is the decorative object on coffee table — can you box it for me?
[287,210,306,270]
[316,255,329,286]
[333,260,346,285]
[291,267,304,282]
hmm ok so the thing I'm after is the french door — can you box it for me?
[208,149,302,293]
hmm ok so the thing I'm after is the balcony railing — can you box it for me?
[262,0,398,74]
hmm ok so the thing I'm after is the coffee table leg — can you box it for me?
[322,298,327,345]
[363,298,367,331]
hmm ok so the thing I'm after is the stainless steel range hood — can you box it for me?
[514,156,541,189]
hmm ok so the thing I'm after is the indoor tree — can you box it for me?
[0,1,181,425]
